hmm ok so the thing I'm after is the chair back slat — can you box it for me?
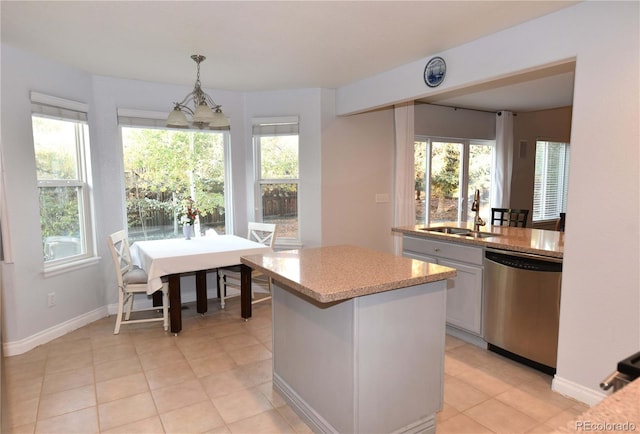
[247,222,276,247]
[108,230,135,287]
[490,208,529,228]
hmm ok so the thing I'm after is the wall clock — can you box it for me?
[424,56,446,88]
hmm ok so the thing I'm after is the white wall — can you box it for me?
[337,2,640,404]
[414,103,495,140]
[321,106,395,253]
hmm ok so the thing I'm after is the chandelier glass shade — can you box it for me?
[166,54,229,129]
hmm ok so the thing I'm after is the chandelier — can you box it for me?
[166,54,229,129]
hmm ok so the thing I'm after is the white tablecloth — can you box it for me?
[130,235,272,294]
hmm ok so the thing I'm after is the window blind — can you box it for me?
[30,92,88,122]
[533,141,570,221]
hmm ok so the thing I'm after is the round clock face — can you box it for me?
[424,57,446,88]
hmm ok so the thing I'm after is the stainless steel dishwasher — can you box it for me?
[484,248,562,374]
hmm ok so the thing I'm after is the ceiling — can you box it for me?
[1,1,578,113]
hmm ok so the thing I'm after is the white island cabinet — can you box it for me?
[241,245,456,434]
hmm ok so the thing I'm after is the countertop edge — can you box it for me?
[241,255,456,304]
[392,226,564,259]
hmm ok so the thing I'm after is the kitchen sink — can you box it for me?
[420,226,500,239]
[420,226,471,235]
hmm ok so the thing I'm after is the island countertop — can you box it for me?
[393,222,564,259]
[240,244,456,304]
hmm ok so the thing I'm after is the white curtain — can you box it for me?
[491,110,514,209]
[393,102,415,256]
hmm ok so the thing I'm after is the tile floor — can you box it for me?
[4,297,589,433]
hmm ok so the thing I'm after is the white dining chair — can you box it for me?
[218,222,276,308]
[107,230,169,334]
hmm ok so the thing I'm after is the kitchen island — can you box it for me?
[241,245,456,434]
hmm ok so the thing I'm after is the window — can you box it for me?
[120,124,229,242]
[253,117,299,244]
[415,137,493,225]
[31,92,94,266]
[533,141,570,221]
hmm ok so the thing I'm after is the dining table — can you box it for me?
[130,235,272,334]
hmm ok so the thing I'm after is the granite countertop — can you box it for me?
[240,244,456,304]
[393,222,564,258]
[557,378,639,432]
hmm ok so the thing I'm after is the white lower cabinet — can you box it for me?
[403,235,484,337]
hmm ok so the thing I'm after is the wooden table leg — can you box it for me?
[152,290,162,307]
[168,274,181,334]
[195,271,207,315]
[241,264,252,320]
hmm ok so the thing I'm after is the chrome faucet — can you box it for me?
[471,189,485,231]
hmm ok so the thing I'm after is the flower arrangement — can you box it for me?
[180,197,200,226]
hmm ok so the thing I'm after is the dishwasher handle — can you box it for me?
[485,249,563,272]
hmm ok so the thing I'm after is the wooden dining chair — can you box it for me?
[107,230,169,334]
[490,208,530,228]
[218,222,276,309]
[555,212,566,232]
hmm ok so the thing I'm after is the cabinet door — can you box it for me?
[439,258,483,336]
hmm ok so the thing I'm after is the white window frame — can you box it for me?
[533,140,570,222]
[252,116,300,246]
[416,135,494,225]
[31,92,97,275]
[117,108,233,237]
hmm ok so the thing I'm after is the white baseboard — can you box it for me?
[552,375,608,406]
[3,306,108,356]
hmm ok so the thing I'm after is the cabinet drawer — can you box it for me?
[403,235,483,265]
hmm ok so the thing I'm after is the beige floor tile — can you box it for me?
[239,358,273,387]
[444,354,476,377]
[93,355,142,383]
[200,367,255,399]
[6,375,43,402]
[45,337,92,358]
[443,375,491,412]
[456,367,515,396]
[42,366,94,395]
[276,405,314,433]
[92,342,137,365]
[436,402,460,424]
[34,406,99,434]
[132,334,177,355]
[137,345,186,371]
[144,358,198,390]
[7,396,39,428]
[188,352,238,378]
[436,413,493,434]
[526,422,560,433]
[160,399,226,433]
[37,384,96,420]
[218,332,261,352]
[96,372,150,404]
[150,378,209,413]
[97,391,157,431]
[464,398,539,433]
[5,359,46,383]
[212,387,274,424]
[6,299,588,434]
[228,408,295,433]
[257,382,287,408]
[228,342,272,366]
[101,415,165,433]
[495,386,566,422]
[44,351,93,375]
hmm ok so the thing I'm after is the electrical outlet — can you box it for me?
[47,292,56,307]
[375,193,389,203]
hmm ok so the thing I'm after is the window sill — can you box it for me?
[43,256,101,278]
